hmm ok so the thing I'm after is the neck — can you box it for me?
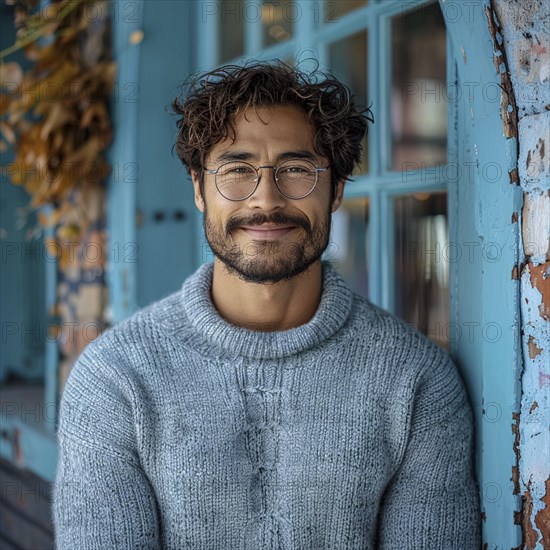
[210,259,323,332]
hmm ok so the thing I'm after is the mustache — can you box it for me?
[226,212,311,235]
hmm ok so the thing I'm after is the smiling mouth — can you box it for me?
[240,226,296,240]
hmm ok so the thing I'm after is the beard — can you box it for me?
[202,201,333,284]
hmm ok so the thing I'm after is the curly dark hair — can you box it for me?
[171,59,374,201]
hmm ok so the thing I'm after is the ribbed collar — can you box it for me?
[178,260,353,359]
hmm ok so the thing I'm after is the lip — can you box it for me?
[240,225,296,240]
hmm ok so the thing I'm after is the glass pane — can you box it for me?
[261,1,294,47]
[390,2,447,171]
[324,0,368,22]
[219,0,245,62]
[328,30,369,175]
[329,197,369,300]
[394,192,450,351]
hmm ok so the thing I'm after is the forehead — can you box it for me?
[209,104,316,160]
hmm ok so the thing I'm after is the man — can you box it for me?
[53,60,481,549]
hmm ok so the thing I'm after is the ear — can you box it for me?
[191,170,205,213]
[330,179,345,213]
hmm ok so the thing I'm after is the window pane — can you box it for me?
[329,197,369,300]
[219,0,245,62]
[328,30,369,175]
[394,192,450,351]
[261,1,294,47]
[390,2,447,171]
[324,0,368,22]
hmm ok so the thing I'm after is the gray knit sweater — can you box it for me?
[53,260,481,549]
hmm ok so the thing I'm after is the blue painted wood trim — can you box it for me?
[193,1,216,269]
[43,205,58,434]
[367,7,380,181]
[195,0,218,71]
[106,0,144,322]
[446,41,460,364]
[439,0,523,546]
[247,2,262,54]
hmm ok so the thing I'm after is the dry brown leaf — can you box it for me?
[0,93,9,116]
[40,22,60,39]
[3,0,114,245]
[0,120,16,144]
[0,62,24,88]
[80,101,108,129]
[8,159,24,184]
[64,134,102,166]
[38,210,51,227]
[40,102,73,140]
[59,27,80,44]
[41,3,60,22]
[23,42,42,61]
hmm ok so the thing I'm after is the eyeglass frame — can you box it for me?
[204,158,331,201]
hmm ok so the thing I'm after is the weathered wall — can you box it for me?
[492,0,550,547]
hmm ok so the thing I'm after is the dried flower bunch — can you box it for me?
[0,0,115,241]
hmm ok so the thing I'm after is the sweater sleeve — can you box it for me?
[376,351,481,549]
[52,336,161,549]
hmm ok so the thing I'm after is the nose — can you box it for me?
[247,166,287,208]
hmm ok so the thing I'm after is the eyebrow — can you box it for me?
[214,150,318,163]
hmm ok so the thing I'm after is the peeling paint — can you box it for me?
[528,261,550,321]
[519,258,550,549]
[524,481,539,549]
[518,111,550,192]
[528,335,543,359]
[493,0,550,118]
[534,478,550,546]
[485,3,519,143]
[491,3,550,548]
[512,412,521,495]
[521,191,550,264]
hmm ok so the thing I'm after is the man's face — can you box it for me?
[191,104,344,284]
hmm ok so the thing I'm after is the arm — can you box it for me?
[376,353,481,549]
[52,335,161,549]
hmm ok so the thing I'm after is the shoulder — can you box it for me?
[347,292,466,404]
[85,287,184,355]
[63,288,185,393]
[348,291,445,360]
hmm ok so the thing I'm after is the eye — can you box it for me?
[280,164,309,174]
[286,166,307,173]
[231,167,254,174]
[279,162,314,176]
[220,163,255,176]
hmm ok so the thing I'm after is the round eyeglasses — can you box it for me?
[205,159,330,201]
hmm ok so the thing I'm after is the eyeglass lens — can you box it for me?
[215,159,318,200]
